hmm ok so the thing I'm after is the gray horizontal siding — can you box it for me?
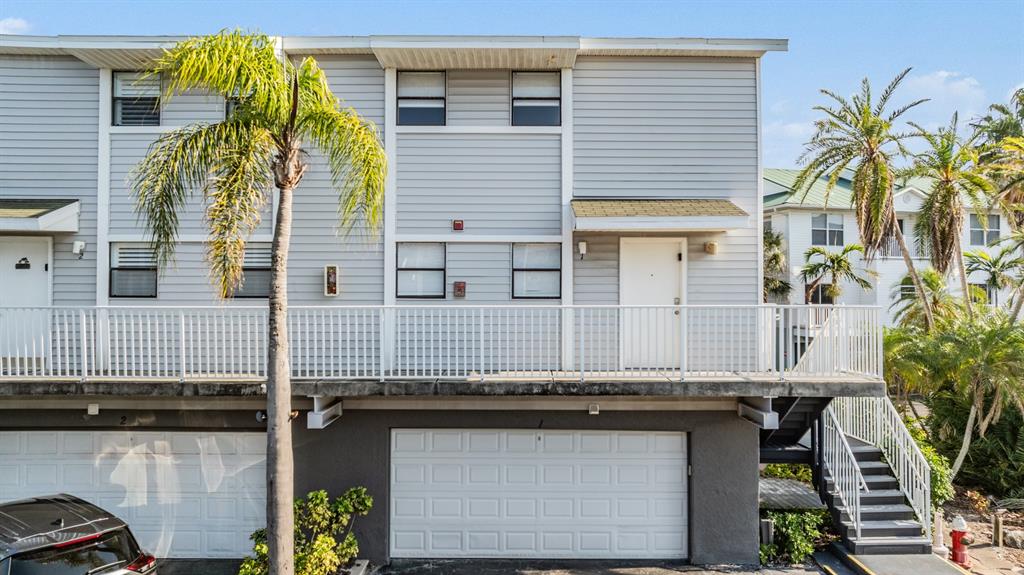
[0,55,99,305]
[317,55,385,127]
[396,134,561,235]
[160,91,224,125]
[446,70,510,126]
[573,56,758,197]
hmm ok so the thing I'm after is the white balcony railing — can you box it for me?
[0,305,883,382]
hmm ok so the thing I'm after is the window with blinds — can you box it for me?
[235,244,272,298]
[512,243,561,298]
[512,72,560,126]
[398,72,446,126]
[110,244,158,298]
[113,72,160,126]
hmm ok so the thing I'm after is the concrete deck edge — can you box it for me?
[0,378,885,398]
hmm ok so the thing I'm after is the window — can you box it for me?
[808,284,834,304]
[234,244,272,298]
[7,528,141,575]
[398,72,445,126]
[113,72,160,126]
[110,244,158,298]
[969,214,1000,246]
[512,72,560,126]
[512,243,561,298]
[969,283,993,304]
[225,96,241,119]
[811,213,843,246]
[763,219,773,234]
[397,243,446,298]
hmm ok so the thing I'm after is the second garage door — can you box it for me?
[390,429,688,559]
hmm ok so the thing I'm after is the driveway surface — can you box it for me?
[373,559,824,575]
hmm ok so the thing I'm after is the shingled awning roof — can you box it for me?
[0,199,80,232]
[571,199,749,231]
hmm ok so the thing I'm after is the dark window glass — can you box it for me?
[808,284,834,304]
[512,72,560,126]
[9,529,139,575]
[235,268,272,298]
[512,103,560,126]
[398,72,445,126]
[397,105,446,126]
[110,269,158,298]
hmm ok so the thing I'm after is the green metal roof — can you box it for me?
[764,169,934,210]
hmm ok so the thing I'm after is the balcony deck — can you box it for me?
[0,305,884,398]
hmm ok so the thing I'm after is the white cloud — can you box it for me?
[0,17,30,35]
[900,70,987,129]
[763,120,815,167]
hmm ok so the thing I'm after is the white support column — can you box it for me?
[754,57,764,306]
[96,69,112,307]
[382,68,398,375]
[560,68,575,371]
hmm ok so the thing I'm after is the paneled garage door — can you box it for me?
[0,431,266,558]
[390,429,688,559]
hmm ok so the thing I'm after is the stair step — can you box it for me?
[844,536,933,555]
[826,474,900,491]
[840,504,917,521]
[849,444,884,462]
[839,519,924,538]
[830,489,908,505]
[856,461,892,475]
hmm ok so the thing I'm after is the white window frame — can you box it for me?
[234,244,272,299]
[969,214,1000,246]
[109,243,158,298]
[112,71,161,127]
[811,213,844,246]
[397,71,446,126]
[511,71,561,127]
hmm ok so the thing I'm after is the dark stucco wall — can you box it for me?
[0,408,759,565]
[292,409,759,565]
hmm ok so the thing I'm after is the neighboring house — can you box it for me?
[764,168,1013,325]
[0,35,927,565]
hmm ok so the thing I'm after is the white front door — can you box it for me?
[390,429,689,559]
[0,237,51,361]
[619,238,685,368]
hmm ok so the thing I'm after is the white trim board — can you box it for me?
[394,234,563,243]
[0,202,79,233]
[574,215,750,232]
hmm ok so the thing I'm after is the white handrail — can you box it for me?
[0,304,883,382]
[822,405,867,540]
[832,396,932,540]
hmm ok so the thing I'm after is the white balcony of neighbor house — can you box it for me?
[0,305,883,390]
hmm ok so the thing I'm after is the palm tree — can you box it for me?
[905,113,993,318]
[913,310,1024,478]
[965,246,1024,307]
[794,68,934,328]
[129,31,387,574]
[973,89,1024,229]
[998,229,1024,321]
[763,228,792,302]
[799,244,874,303]
[890,267,962,328]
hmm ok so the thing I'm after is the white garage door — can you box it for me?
[390,429,688,559]
[0,431,266,558]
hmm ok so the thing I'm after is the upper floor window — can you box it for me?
[512,243,561,299]
[113,72,160,126]
[397,242,446,298]
[398,72,445,126]
[512,72,560,126]
[110,243,157,298]
[969,214,1000,246]
[234,244,272,298]
[811,213,843,246]
[807,284,834,305]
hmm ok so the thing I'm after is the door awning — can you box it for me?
[571,199,750,232]
[0,199,80,232]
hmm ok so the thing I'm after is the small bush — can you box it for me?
[904,417,955,509]
[239,488,373,575]
[759,509,830,565]
[762,463,813,484]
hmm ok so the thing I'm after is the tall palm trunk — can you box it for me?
[1011,283,1024,323]
[267,183,295,575]
[892,213,935,330]
[950,401,977,479]
[954,245,974,320]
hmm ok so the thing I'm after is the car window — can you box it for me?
[8,529,138,575]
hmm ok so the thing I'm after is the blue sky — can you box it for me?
[2,0,1022,167]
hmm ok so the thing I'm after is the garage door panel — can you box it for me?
[0,431,266,559]
[390,429,688,559]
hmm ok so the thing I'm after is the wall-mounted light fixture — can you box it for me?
[323,264,339,296]
[577,241,588,259]
[86,403,100,416]
[453,281,467,298]
[72,241,87,260]
[703,241,719,255]
[588,403,600,415]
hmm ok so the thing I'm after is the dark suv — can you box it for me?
[0,494,156,575]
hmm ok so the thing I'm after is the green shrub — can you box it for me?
[904,417,955,509]
[927,391,1024,498]
[762,463,813,483]
[239,488,373,575]
[759,509,830,564]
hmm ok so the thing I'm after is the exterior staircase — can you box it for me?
[819,397,933,555]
